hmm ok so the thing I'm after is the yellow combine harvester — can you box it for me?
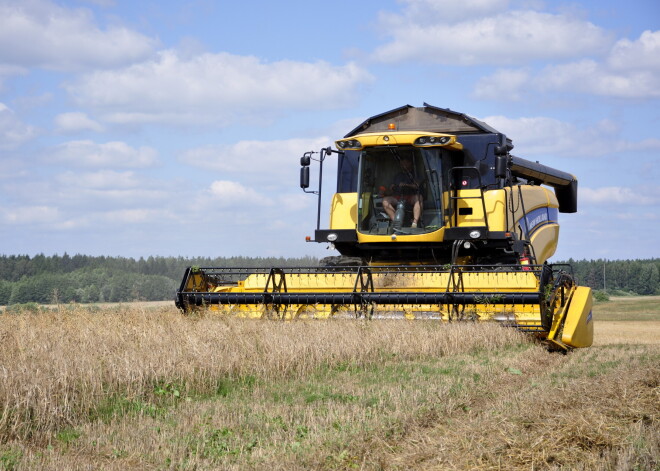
[176,104,593,350]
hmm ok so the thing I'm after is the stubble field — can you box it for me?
[0,298,658,470]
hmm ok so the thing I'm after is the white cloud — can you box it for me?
[537,59,660,99]
[582,186,657,206]
[0,103,38,149]
[80,0,116,6]
[67,50,373,125]
[0,64,27,90]
[482,115,660,157]
[55,170,140,189]
[101,208,172,224]
[180,137,330,179]
[207,180,273,209]
[48,140,158,168]
[608,30,660,72]
[477,30,660,100]
[275,193,312,212]
[0,0,157,70]
[54,112,103,133]
[0,205,59,224]
[372,6,610,65]
[380,0,511,25]
[472,68,531,100]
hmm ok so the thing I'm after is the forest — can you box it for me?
[0,254,657,305]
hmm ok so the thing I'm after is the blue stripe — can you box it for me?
[518,207,559,238]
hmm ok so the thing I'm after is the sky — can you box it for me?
[0,0,658,262]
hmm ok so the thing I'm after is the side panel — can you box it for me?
[508,187,560,264]
[530,223,559,264]
[329,193,358,229]
[449,189,507,231]
[561,286,594,348]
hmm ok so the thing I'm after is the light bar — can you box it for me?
[414,135,454,147]
[335,139,363,150]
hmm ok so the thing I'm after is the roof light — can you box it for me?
[388,123,396,130]
[335,139,363,150]
[414,135,454,147]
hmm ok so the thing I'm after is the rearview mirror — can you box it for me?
[300,166,310,189]
[495,154,508,179]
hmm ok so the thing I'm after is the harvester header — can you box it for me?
[177,104,593,351]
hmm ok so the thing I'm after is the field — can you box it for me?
[0,298,658,470]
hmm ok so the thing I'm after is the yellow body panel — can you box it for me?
[530,225,559,264]
[503,186,560,264]
[202,270,543,326]
[329,193,357,229]
[561,286,594,348]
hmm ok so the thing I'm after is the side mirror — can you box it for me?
[300,155,311,166]
[300,166,310,189]
[494,133,513,155]
[495,154,508,179]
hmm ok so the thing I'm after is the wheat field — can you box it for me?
[0,300,658,470]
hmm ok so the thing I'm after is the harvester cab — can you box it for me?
[177,104,593,351]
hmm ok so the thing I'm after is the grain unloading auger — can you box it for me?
[176,104,593,350]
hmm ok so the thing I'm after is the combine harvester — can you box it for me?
[176,104,593,350]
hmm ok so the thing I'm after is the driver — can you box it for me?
[382,156,423,228]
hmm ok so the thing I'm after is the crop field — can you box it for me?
[0,298,658,470]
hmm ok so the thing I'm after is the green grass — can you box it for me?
[593,296,660,321]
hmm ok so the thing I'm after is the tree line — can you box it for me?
[0,254,657,305]
[565,258,659,296]
[0,254,318,305]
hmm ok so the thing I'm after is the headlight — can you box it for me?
[335,139,362,150]
[469,230,481,239]
[414,135,453,147]
[326,233,338,242]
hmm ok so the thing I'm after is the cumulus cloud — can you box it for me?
[54,112,104,133]
[372,3,610,65]
[0,205,59,224]
[477,30,660,100]
[473,68,531,100]
[0,103,38,149]
[101,208,173,224]
[207,180,273,209]
[482,115,660,158]
[180,137,331,181]
[48,140,158,168]
[581,186,658,206]
[55,170,141,189]
[0,0,157,70]
[383,0,510,25]
[608,30,660,72]
[537,59,660,99]
[66,50,373,125]
[0,64,27,90]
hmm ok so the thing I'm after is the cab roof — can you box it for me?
[344,103,500,138]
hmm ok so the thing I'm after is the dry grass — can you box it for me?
[0,306,524,443]
[0,301,658,470]
[595,321,660,345]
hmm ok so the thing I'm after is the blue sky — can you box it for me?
[0,0,658,261]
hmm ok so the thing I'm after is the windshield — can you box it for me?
[357,146,445,235]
